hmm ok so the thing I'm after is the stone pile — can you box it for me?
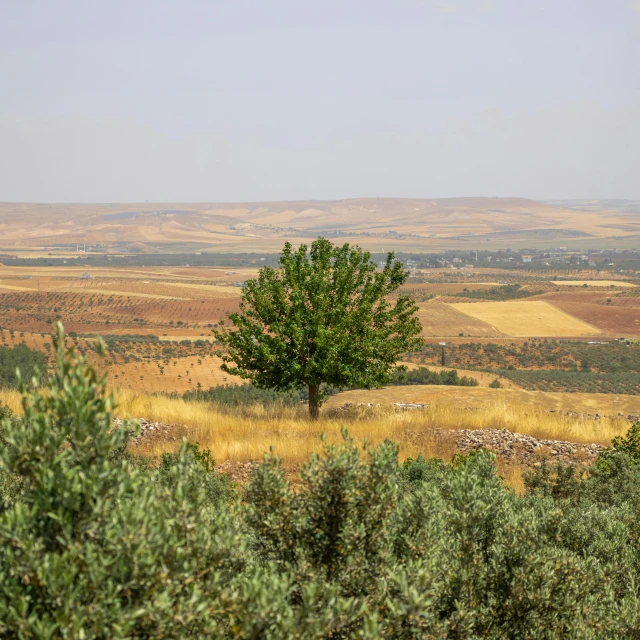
[441,427,603,466]
[113,417,179,445]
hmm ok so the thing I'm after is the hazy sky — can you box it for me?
[1,0,638,202]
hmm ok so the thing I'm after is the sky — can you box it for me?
[0,0,638,202]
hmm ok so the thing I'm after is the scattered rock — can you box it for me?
[113,417,181,445]
[437,427,604,465]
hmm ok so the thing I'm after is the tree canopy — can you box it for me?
[214,238,423,418]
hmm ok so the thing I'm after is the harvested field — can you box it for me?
[538,290,618,304]
[448,300,600,337]
[416,303,503,337]
[104,353,240,393]
[0,289,241,335]
[550,301,640,336]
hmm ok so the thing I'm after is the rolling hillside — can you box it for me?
[1,197,638,252]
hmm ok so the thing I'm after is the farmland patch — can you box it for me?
[448,301,600,337]
[416,303,504,337]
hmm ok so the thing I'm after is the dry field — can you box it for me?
[416,303,503,337]
[448,300,601,337]
[104,388,638,464]
[549,301,640,337]
[2,385,629,469]
[325,385,640,417]
[0,268,244,336]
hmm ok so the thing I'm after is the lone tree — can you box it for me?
[214,238,423,419]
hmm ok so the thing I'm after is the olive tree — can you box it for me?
[214,238,423,419]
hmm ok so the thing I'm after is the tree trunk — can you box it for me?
[308,384,320,421]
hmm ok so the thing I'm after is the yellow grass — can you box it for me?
[1,384,634,483]
[553,280,637,287]
[0,389,22,414]
[326,385,640,416]
[113,388,633,465]
[448,300,600,337]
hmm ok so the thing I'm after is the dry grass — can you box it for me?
[114,390,630,466]
[448,300,600,337]
[0,388,22,414]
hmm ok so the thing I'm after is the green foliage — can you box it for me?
[5,330,640,636]
[454,283,544,300]
[159,442,236,506]
[0,325,253,638]
[183,382,307,407]
[607,421,640,460]
[498,369,640,394]
[391,366,479,387]
[215,238,423,418]
[0,343,47,388]
[595,421,640,474]
[419,340,640,394]
[488,378,502,388]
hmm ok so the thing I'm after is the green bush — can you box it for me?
[391,366,479,387]
[0,344,47,388]
[3,325,640,636]
[183,382,306,406]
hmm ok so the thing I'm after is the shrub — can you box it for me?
[0,344,47,388]
[391,366,479,387]
[2,325,640,636]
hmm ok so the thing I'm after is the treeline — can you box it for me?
[0,345,47,388]
[2,340,640,636]
[453,283,544,301]
[390,366,478,386]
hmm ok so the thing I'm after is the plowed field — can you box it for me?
[550,301,640,336]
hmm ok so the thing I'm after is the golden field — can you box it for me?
[99,388,637,464]
[448,300,601,337]
[2,384,632,469]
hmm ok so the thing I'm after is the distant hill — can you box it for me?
[0,197,638,253]
[545,199,640,214]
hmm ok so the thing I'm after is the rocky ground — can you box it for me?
[117,414,609,481]
[441,428,603,466]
